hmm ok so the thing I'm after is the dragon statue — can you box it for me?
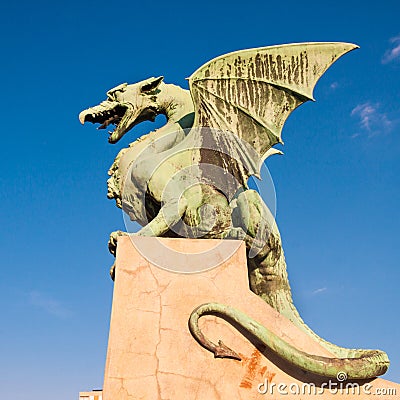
[79,43,389,379]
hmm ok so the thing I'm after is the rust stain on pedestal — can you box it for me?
[102,237,399,399]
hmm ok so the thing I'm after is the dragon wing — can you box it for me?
[188,42,358,186]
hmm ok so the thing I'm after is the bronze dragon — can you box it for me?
[79,43,389,379]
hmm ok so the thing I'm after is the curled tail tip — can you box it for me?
[214,340,241,361]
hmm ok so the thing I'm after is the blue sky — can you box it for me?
[1,0,399,398]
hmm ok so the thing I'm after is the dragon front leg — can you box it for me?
[108,199,188,278]
[134,198,188,237]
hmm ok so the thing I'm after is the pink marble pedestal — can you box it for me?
[102,237,399,399]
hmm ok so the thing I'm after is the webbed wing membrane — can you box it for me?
[189,42,358,185]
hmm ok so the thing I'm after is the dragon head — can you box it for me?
[79,76,164,143]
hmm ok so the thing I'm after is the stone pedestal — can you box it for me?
[102,237,399,399]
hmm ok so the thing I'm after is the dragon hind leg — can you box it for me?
[228,189,390,366]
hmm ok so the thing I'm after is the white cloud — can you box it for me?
[351,102,393,137]
[330,82,339,90]
[28,291,72,318]
[382,35,400,64]
[312,287,327,295]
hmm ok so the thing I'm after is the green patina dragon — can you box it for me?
[80,43,389,379]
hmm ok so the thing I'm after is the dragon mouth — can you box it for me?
[80,103,158,143]
[80,104,129,143]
